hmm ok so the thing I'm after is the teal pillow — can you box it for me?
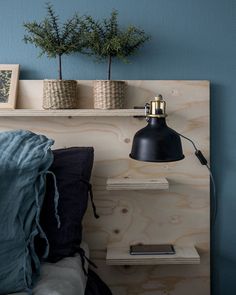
[0,130,54,294]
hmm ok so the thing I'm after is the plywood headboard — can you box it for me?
[0,80,209,295]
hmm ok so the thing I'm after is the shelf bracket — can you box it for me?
[133,106,145,119]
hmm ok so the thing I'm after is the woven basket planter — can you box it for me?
[93,80,126,109]
[43,80,78,109]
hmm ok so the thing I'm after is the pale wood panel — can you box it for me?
[106,177,169,190]
[0,109,144,117]
[106,245,200,265]
[0,80,209,295]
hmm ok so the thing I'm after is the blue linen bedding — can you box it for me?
[0,130,54,294]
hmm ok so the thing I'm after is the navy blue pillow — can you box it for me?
[38,147,94,262]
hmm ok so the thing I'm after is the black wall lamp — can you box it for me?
[129,94,216,254]
[130,95,184,162]
[130,94,208,167]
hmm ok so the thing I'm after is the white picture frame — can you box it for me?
[0,64,19,109]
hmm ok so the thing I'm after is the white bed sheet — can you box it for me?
[10,242,89,295]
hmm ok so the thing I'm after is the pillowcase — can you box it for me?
[0,130,54,294]
[37,147,94,262]
[8,242,89,295]
[33,242,89,295]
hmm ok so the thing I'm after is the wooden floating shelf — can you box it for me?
[106,177,169,190]
[106,245,200,265]
[0,109,145,117]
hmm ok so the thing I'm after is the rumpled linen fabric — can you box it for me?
[0,130,54,294]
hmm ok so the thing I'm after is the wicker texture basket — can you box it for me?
[94,80,125,109]
[43,80,78,109]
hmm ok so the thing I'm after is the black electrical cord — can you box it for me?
[176,132,217,226]
[206,163,217,225]
[176,132,217,295]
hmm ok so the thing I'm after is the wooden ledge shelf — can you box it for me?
[0,109,145,117]
[106,177,169,190]
[106,245,200,265]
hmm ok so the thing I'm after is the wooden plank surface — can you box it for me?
[106,245,200,265]
[0,109,145,117]
[107,177,169,190]
[0,80,210,295]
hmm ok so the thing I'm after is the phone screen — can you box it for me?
[130,244,175,255]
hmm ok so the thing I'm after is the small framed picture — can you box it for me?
[0,64,19,109]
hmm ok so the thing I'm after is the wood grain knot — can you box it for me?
[121,208,128,214]
[123,265,131,269]
[113,229,120,234]
[124,138,130,143]
[171,89,179,96]
[169,215,181,224]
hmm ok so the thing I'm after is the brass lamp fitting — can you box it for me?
[145,94,167,118]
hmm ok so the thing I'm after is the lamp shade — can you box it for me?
[130,117,184,162]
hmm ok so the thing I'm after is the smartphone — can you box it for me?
[129,244,175,255]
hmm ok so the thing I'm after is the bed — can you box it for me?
[10,243,89,295]
[0,132,112,295]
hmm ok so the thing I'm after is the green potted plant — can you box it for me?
[84,10,150,109]
[23,3,86,109]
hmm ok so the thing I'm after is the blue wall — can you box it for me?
[0,0,235,293]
